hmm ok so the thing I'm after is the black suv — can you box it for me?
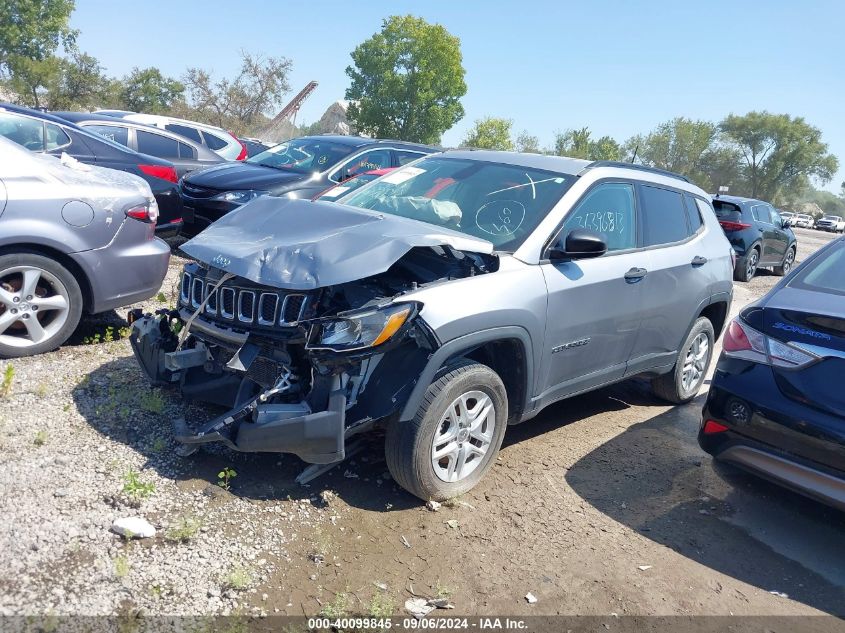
[179,135,435,233]
[713,194,797,282]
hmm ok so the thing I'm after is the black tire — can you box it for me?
[773,246,796,277]
[0,252,83,358]
[385,361,508,501]
[651,317,715,404]
[734,247,759,282]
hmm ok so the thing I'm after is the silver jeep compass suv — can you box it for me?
[130,151,733,500]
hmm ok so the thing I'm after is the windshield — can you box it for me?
[791,241,845,296]
[247,138,356,173]
[340,157,577,251]
[823,215,840,221]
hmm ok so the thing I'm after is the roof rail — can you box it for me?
[582,160,691,183]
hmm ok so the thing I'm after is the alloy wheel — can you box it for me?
[681,332,710,393]
[782,249,795,274]
[431,390,496,483]
[746,251,759,280]
[0,266,71,349]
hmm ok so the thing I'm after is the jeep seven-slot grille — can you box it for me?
[180,270,308,327]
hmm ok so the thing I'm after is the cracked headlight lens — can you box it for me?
[308,303,415,352]
[211,190,267,204]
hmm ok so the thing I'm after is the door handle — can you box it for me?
[691,256,708,266]
[624,267,648,282]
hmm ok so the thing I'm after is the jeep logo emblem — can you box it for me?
[212,254,231,268]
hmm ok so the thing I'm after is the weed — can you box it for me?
[217,466,237,491]
[165,516,202,543]
[156,291,167,303]
[368,591,395,618]
[122,469,155,500]
[140,390,165,415]
[151,436,167,453]
[33,430,47,446]
[118,326,131,339]
[35,382,48,398]
[114,554,130,578]
[435,581,452,599]
[320,591,351,619]
[223,566,252,591]
[1,364,13,398]
[170,320,182,336]
[62,403,71,413]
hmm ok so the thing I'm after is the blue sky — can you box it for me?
[72,0,845,192]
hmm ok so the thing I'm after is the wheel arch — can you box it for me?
[399,326,534,424]
[0,243,94,312]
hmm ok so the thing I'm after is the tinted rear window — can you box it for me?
[85,124,129,146]
[640,185,689,246]
[713,200,742,222]
[791,242,845,296]
[202,131,228,150]
[165,123,202,143]
[137,130,180,157]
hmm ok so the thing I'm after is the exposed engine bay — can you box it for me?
[129,244,497,467]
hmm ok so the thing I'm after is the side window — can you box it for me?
[684,194,703,233]
[771,209,783,227]
[44,123,71,151]
[178,141,196,159]
[84,124,128,146]
[640,185,689,246]
[137,130,180,157]
[202,131,228,150]
[0,112,45,151]
[341,149,393,180]
[396,150,426,166]
[751,204,772,224]
[559,182,637,252]
[165,123,203,143]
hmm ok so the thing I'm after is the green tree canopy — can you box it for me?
[720,111,838,203]
[345,15,467,144]
[0,0,75,67]
[461,117,514,151]
[120,67,184,114]
[554,127,623,160]
[515,130,540,154]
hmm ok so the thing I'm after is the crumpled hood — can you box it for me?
[181,197,494,290]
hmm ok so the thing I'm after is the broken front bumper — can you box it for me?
[128,311,347,464]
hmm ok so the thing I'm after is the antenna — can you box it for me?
[630,144,639,164]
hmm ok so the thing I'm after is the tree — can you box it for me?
[4,55,60,107]
[624,117,727,188]
[515,130,540,153]
[554,127,622,160]
[0,0,75,69]
[720,111,838,203]
[345,15,467,144]
[43,50,109,110]
[183,51,292,131]
[462,118,514,150]
[119,67,184,114]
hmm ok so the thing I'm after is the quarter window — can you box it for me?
[44,123,71,151]
[640,185,689,246]
[684,194,703,233]
[560,182,637,252]
[178,141,196,159]
[202,131,228,151]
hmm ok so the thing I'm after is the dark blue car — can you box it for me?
[700,236,845,510]
[713,194,797,282]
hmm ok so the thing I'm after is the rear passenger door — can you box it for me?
[626,184,710,375]
[136,130,195,178]
[753,203,787,264]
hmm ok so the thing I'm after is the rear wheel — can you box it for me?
[385,362,508,501]
[652,317,715,404]
[773,246,796,276]
[734,247,759,282]
[0,253,83,358]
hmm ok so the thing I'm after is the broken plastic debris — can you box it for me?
[525,592,538,604]
[373,581,388,591]
[769,590,789,598]
[427,598,454,609]
[426,500,441,512]
[637,565,652,571]
[405,597,435,619]
[400,535,411,548]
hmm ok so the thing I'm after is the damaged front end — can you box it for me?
[129,239,495,465]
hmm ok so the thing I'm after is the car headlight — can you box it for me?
[307,303,416,352]
[211,190,267,204]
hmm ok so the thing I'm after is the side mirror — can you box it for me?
[549,229,608,261]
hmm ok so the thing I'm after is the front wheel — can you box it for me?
[0,253,83,358]
[385,362,508,501]
[651,317,715,404]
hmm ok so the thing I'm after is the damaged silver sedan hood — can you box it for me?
[181,197,494,290]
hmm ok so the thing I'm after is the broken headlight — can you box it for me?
[307,303,417,352]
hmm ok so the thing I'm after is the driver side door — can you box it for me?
[538,181,646,405]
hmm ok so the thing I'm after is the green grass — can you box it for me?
[1,364,14,398]
[122,468,155,500]
[165,516,202,543]
[33,430,48,446]
[320,591,351,619]
[114,554,130,578]
[139,390,166,415]
[223,566,252,591]
[367,591,395,618]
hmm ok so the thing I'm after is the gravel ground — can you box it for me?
[0,229,842,618]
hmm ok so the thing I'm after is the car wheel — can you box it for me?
[773,246,796,276]
[651,317,715,404]
[734,248,759,282]
[0,253,83,358]
[385,361,508,501]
